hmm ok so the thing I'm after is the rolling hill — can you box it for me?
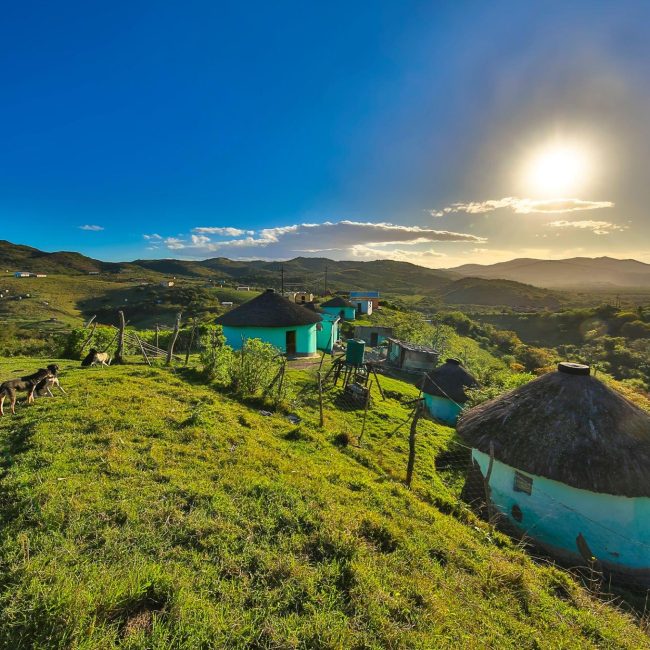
[451,256,650,289]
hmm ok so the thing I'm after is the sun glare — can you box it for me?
[524,142,591,196]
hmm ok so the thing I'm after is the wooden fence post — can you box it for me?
[406,401,422,487]
[317,371,324,428]
[155,323,160,349]
[166,312,182,366]
[184,319,197,366]
[114,310,126,364]
[358,380,373,444]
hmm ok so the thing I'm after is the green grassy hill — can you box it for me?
[0,358,645,648]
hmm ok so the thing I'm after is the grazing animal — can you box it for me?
[0,366,55,416]
[81,349,112,367]
[35,364,67,398]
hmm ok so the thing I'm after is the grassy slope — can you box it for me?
[0,359,645,648]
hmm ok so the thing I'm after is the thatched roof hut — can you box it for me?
[422,358,478,403]
[321,296,353,308]
[216,289,321,328]
[457,362,650,497]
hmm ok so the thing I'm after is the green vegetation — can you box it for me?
[0,357,646,648]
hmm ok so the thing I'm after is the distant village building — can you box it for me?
[215,289,321,357]
[320,296,356,321]
[386,338,439,373]
[349,291,380,311]
[88,271,100,275]
[353,325,394,347]
[353,298,373,316]
[236,286,251,291]
[293,291,314,304]
[160,280,175,287]
[457,362,650,585]
[35,274,47,278]
[221,301,233,307]
[422,359,478,425]
[303,302,340,353]
[14,272,30,278]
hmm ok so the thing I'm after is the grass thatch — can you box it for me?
[423,359,478,403]
[215,289,322,327]
[457,368,650,497]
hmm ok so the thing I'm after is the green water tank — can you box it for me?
[346,338,366,366]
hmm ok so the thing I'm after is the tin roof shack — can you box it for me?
[457,362,650,586]
[422,359,478,425]
[386,338,439,373]
[353,298,373,316]
[215,288,321,357]
[321,296,356,321]
[353,325,394,348]
[303,302,340,353]
[349,291,380,310]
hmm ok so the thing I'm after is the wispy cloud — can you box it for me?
[430,197,614,216]
[192,226,254,236]
[547,220,625,235]
[79,224,104,231]
[145,220,486,258]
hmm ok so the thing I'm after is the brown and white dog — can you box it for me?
[34,364,67,398]
[0,365,57,416]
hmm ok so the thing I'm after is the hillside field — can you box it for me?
[0,357,646,648]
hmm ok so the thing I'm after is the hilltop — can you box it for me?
[0,357,646,648]
[451,256,650,289]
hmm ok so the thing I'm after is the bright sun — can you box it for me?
[524,142,591,196]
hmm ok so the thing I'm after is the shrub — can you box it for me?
[230,338,283,397]
[199,325,233,382]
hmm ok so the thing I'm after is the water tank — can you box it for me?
[346,338,366,366]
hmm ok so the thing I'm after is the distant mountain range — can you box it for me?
[450,256,650,289]
[3,240,644,311]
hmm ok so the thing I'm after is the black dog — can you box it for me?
[0,365,56,416]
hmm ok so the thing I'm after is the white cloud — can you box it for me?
[192,226,254,236]
[547,220,625,235]
[430,197,614,216]
[143,233,162,241]
[155,220,486,258]
[79,224,104,231]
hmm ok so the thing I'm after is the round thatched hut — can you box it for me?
[422,358,478,425]
[215,289,321,357]
[457,362,650,584]
[320,296,356,321]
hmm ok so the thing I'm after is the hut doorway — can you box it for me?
[370,332,379,347]
[286,330,297,355]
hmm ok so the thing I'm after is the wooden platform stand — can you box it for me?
[323,356,386,400]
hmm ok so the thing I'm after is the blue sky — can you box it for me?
[2,1,650,266]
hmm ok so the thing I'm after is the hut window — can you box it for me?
[513,471,533,495]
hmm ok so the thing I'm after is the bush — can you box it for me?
[199,325,233,382]
[230,338,283,397]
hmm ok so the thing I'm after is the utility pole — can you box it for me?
[281,264,285,295]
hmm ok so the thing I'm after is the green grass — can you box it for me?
[0,358,646,648]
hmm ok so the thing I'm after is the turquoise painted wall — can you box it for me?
[322,305,356,320]
[222,324,317,355]
[473,450,650,574]
[423,394,463,425]
[316,315,339,352]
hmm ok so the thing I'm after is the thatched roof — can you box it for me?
[422,359,478,403]
[303,301,323,314]
[321,296,353,308]
[215,289,321,328]
[457,363,650,497]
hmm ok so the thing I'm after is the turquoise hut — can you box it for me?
[215,289,321,357]
[303,302,340,353]
[321,296,356,321]
[457,362,650,585]
[422,359,478,425]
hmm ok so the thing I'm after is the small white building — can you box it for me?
[236,286,251,291]
[14,272,30,278]
[161,280,175,287]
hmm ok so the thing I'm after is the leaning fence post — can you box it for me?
[406,401,422,487]
[358,380,373,444]
[185,319,197,366]
[166,312,182,366]
[114,310,126,364]
[317,371,324,428]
